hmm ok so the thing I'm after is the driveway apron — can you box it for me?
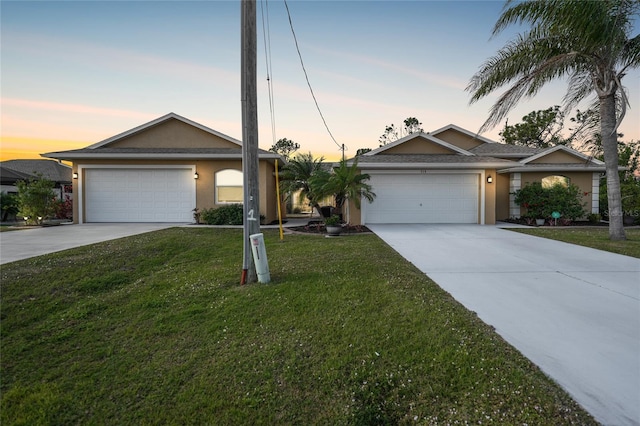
[369,224,640,426]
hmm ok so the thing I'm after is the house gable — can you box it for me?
[522,145,603,165]
[528,150,589,164]
[382,135,460,155]
[89,114,241,150]
[430,124,493,150]
[103,118,238,149]
[365,132,473,157]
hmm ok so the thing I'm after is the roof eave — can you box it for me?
[357,162,515,170]
[42,152,282,161]
[497,166,611,173]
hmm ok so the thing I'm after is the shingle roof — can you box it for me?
[42,147,280,160]
[355,154,516,165]
[0,166,33,185]
[0,160,72,183]
[468,143,541,156]
[498,163,608,173]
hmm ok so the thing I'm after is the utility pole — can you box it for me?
[241,0,260,284]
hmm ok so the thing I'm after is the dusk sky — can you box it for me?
[1,0,639,162]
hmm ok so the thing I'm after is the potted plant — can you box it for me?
[324,214,342,236]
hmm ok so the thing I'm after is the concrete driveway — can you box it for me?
[0,223,176,265]
[370,224,640,426]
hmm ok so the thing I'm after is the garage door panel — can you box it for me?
[365,173,479,224]
[85,168,194,222]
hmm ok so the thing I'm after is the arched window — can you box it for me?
[541,175,570,188]
[215,169,243,203]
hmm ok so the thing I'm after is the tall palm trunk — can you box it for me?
[600,93,626,240]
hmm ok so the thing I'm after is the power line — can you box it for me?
[283,0,345,156]
[260,0,277,147]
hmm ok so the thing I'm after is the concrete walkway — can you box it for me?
[0,223,176,265]
[369,224,640,426]
[0,218,311,265]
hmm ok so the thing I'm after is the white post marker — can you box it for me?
[249,233,271,283]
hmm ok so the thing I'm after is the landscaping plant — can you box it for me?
[0,191,19,222]
[513,182,587,223]
[16,175,56,225]
[200,204,245,225]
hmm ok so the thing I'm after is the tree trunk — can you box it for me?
[599,93,626,240]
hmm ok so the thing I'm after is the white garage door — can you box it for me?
[84,168,195,222]
[364,173,479,224]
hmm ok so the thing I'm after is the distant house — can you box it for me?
[0,159,73,199]
[344,124,605,225]
[43,113,283,224]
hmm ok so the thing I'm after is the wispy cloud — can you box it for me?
[4,32,238,84]
[306,44,468,91]
[2,98,156,119]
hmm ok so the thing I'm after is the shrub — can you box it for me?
[600,178,640,224]
[0,192,19,221]
[587,213,601,223]
[513,182,587,222]
[324,215,341,226]
[52,195,73,220]
[16,176,56,225]
[513,182,547,219]
[200,204,245,225]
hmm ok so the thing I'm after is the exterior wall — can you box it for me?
[495,173,511,220]
[384,137,454,154]
[529,150,585,164]
[514,171,595,217]
[484,169,497,225]
[347,196,362,225]
[431,129,485,150]
[71,159,278,224]
[107,119,240,149]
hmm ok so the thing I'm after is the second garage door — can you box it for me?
[363,173,479,224]
[84,168,195,222]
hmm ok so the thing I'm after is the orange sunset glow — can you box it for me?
[0,137,89,162]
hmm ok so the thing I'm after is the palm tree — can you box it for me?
[278,152,329,215]
[312,159,376,222]
[467,0,639,240]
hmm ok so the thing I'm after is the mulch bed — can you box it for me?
[286,221,372,235]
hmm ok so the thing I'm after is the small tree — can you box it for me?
[16,175,56,225]
[279,152,328,215]
[311,159,376,223]
[500,106,597,148]
[269,138,300,161]
[379,117,424,146]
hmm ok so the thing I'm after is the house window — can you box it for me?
[541,175,570,188]
[216,169,243,203]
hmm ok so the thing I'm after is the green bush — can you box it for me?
[587,213,601,223]
[200,204,245,225]
[600,178,640,224]
[0,192,19,222]
[513,182,587,222]
[16,176,56,225]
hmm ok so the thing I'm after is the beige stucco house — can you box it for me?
[43,113,283,224]
[345,124,605,225]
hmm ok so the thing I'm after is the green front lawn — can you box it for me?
[511,227,640,258]
[1,228,596,424]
